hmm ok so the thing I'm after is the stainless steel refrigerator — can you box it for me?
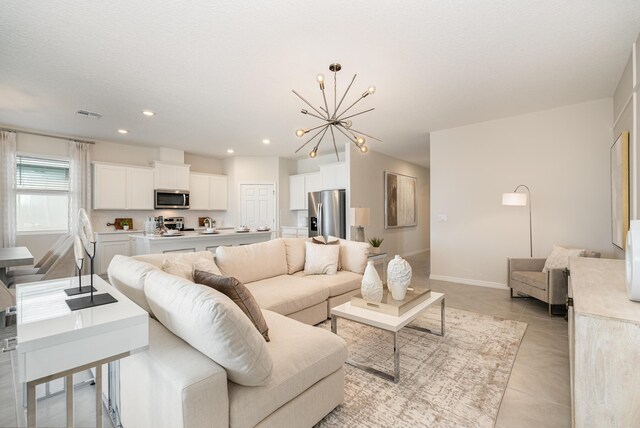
[308,189,346,239]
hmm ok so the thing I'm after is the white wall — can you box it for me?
[349,144,430,257]
[430,98,613,288]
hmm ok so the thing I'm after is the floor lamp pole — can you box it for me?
[514,184,533,257]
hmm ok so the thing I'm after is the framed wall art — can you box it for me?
[385,171,417,229]
[611,131,630,249]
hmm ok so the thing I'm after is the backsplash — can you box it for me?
[92,210,230,232]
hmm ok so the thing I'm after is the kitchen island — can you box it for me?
[130,230,274,255]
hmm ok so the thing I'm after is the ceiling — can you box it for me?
[1,1,639,168]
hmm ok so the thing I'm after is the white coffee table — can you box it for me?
[330,291,445,383]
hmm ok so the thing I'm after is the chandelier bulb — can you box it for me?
[368,85,376,95]
[309,147,318,158]
[295,128,306,138]
[317,74,325,83]
[356,136,366,146]
[359,144,368,153]
[343,120,352,129]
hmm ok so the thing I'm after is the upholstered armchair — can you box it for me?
[507,252,600,315]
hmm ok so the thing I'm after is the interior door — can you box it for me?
[240,184,275,230]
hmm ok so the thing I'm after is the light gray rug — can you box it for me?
[317,307,527,428]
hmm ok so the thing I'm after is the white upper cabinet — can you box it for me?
[320,162,347,190]
[189,173,210,210]
[93,163,154,210]
[209,175,228,210]
[153,161,190,190]
[189,173,228,211]
[289,172,321,210]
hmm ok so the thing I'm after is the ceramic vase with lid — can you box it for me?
[387,255,412,300]
[361,261,383,303]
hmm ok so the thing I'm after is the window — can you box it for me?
[16,155,70,233]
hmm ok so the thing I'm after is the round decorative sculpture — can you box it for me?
[361,261,383,303]
[387,255,412,300]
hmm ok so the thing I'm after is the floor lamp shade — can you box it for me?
[502,193,528,206]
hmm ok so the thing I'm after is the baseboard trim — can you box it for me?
[429,274,508,290]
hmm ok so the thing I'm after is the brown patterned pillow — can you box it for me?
[193,270,270,342]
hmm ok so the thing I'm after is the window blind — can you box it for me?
[16,155,70,191]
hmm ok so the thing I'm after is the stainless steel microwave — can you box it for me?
[155,190,190,209]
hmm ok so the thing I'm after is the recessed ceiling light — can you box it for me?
[227,149,234,154]
[142,110,155,117]
[262,139,271,145]
[118,129,128,134]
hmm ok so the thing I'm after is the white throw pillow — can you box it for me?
[282,238,306,274]
[304,241,340,275]
[144,270,273,386]
[162,258,194,281]
[542,245,586,272]
[329,236,370,274]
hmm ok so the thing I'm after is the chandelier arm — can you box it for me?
[321,86,330,120]
[334,123,359,144]
[302,110,331,122]
[329,126,340,162]
[314,126,330,151]
[306,122,332,134]
[346,127,383,142]
[333,74,357,119]
[339,108,375,122]
[294,125,328,153]
[292,90,326,118]
[335,94,366,120]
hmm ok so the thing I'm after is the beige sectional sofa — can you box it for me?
[108,237,369,428]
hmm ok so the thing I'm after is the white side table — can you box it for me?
[16,275,148,428]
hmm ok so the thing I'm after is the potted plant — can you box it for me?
[368,237,384,254]
[121,220,130,231]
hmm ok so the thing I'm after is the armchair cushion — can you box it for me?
[511,271,547,291]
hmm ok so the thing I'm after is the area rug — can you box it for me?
[316,306,527,428]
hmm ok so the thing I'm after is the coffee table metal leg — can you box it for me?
[66,374,73,428]
[330,315,337,334]
[27,381,36,428]
[405,298,446,337]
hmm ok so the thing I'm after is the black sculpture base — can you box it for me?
[66,293,118,311]
[64,286,97,296]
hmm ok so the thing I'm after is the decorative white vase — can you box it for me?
[387,255,412,300]
[361,261,383,302]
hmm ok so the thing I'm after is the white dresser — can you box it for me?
[568,257,640,428]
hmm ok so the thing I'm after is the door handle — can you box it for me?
[318,203,322,236]
[183,194,186,206]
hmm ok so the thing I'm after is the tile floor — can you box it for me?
[1,251,570,427]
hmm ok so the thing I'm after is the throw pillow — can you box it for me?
[542,245,586,272]
[193,259,223,276]
[304,241,340,275]
[193,270,270,342]
[329,236,370,274]
[311,235,339,245]
[162,258,194,281]
[282,238,306,274]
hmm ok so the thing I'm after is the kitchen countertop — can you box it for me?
[95,229,142,234]
[129,230,273,241]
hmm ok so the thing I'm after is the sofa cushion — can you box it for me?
[144,269,273,386]
[216,239,287,284]
[245,275,329,316]
[133,250,214,269]
[330,237,370,274]
[282,238,306,274]
[304,241,340,275]
[194,270,270,342]
[108,255,160,313]
[294,270,362,297]
[512,271,547,291]
[227,310,347,428]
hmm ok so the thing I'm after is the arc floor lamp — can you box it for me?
[502,184,533,257]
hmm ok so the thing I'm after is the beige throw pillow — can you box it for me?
[282,238,306,274]
[144,270,273,386]
[194,270,269,342]
[542,245,586,272]
[194,259,223,276]
[304,241,340,275]
[329,236,370,274]
[162,258,194,281]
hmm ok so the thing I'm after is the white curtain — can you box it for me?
[0,131,17,248]
[68,141,92,235]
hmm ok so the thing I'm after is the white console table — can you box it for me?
[16,275,149,428]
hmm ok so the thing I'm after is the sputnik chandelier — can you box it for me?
[292,63,380,160]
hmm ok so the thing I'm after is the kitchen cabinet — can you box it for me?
[289,172,321,210]
[280,227,309,238]
[189,173,228,211]
[95,231,143,275]
[93,163,154,210]
[320,162,347,190]
[153,161,190,190]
